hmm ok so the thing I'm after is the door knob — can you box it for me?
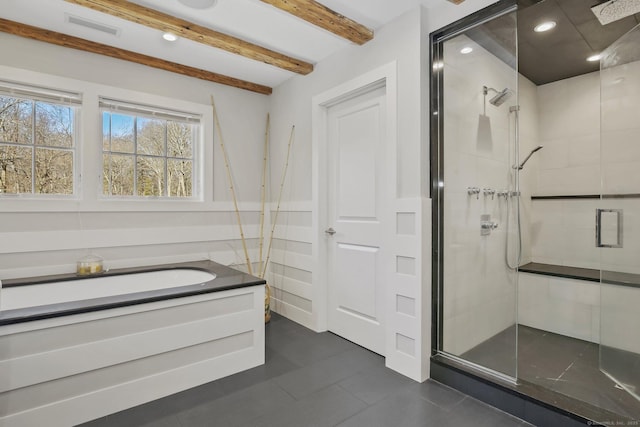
[325,227,336,236]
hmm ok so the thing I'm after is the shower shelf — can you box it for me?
[519,262,640,289]
[531,194,640,200]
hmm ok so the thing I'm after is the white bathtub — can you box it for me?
[0,261,264,427]
[1,269,216,311]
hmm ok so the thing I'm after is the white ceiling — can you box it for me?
[2,0,447,90]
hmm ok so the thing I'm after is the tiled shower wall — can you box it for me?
[531,64,640,273]
[523,51,640,352]
[441,33,541,356]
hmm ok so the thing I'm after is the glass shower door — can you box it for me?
[433,6,519,380]
[599,24,640,404]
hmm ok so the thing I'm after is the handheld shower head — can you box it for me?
[515,145,543,170]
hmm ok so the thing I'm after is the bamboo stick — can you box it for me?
[261,125,295,278]
[210,95,253,276]
[258,114,270,277]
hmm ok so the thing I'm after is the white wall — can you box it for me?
[267,0,502,381]
[522,45,640,356]
[269,7,428,380]
[0,33,269,279]
[536,71,601,196]
[529,72,604,271]
[531,65,640,273]
[518,272,600,343]
[440,31,521,356]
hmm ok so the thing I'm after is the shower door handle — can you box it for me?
[596,209,623,248]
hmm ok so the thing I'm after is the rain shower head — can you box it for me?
[591,0,640,25]
[489,88,513,106]
[483,86,513,107]
[514,145,543,170]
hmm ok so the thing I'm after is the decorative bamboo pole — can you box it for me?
[210,95,253,276]
[261,125,295,279]
[258,114,270,277]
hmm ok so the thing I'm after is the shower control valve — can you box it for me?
[483,188,496,200]
[480,214,498,236]
[467,187,481,199]
[482,221,499,230]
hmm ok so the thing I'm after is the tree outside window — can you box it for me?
[102,109,196,198]
[0,95,75,195]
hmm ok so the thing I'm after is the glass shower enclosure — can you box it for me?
[431,0,640,421]
[432,5,520,381]
[599,24,640,404]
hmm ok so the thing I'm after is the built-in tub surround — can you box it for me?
[0,260,262,325]
[0,261,265,427]
[2,269,216,311]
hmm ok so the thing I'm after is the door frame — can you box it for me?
[311,62,398,344]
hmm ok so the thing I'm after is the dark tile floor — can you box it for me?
[79,313,532,427]
[462,325,640,421]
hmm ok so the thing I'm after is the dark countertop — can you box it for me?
[0,260,265,326]
[519,262,640,289]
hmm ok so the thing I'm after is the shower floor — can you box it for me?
[461,325,640,421]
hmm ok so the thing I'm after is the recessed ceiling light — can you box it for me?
[587,54,602,62]
[178,0,218,9]
[534,21,556,32]
[460,46,473,54]
[162,32,178,42]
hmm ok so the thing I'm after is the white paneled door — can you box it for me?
[326,85,387,355]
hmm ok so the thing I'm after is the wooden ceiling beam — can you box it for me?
[259,0,373,45]
[64,0,313,75]
[0,18,272,95]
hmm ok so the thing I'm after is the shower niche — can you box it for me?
[431,0,640,423]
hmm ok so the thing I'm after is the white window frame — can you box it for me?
[0,80,81,199]
[99,97,202,201]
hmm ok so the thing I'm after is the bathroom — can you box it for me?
[0,0,639,425]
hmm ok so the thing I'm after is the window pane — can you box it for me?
[167,121,193,158]
[137,156,165,196]
[105,154,134,196]
[35,102,73,148]
[168,159,192,197]
[102,112,110,152]
[101,101,198,200]
[103,154,109,195]
[0,145,32,194]
[137,117,165,156]
[0,96,33,145]
[35,148,73,194]
[111,113,134,153]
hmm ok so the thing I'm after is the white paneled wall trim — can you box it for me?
[0,205,270,280]
[0,287,265,427]
[3,225,261,254]
[385,197,430,381]
[267,201,314,329]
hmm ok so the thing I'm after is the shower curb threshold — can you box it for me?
[430,355,630,427]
